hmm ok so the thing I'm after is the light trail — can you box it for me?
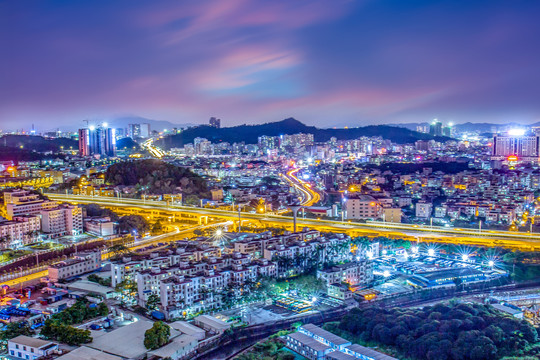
[141,138,165,158]
[46,194,540,249]
[281,168,321,206]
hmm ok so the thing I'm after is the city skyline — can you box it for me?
[2,0,540,130]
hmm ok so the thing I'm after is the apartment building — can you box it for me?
[5,193,58,220]
[317,261,374,287]
[84,216,115,236]
[0,215,41,249]
[48,251,101,282]
[8,336,58,360]
[40,204,83,237]
[343,194,381,220]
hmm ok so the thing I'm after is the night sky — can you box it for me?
[2,0,540,130]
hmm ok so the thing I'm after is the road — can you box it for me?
[46,193,540,249]
[281,168,321,206]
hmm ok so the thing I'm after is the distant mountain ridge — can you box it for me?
[155,118,451,149]
[392,121,540,133]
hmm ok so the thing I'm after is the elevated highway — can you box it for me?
[46,193,540,250]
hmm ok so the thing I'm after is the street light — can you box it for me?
[427,248,435,257]
[488,260,494,267]
[215,229,223,237]
[462,254,469,262]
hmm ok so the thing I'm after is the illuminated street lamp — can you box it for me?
[427,248,435,257]
[462,254,469,262]
[215,229,223,237]
[488,260,494,267]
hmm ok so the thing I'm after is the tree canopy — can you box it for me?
[144,321,171,350]
[334,302,539,360]
[105,159,208,196]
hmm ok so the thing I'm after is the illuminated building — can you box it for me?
[429,120,443,136]
[343,194,381,220]
[78,125,116,157]
[78,128,90,156]
[492,132,539,157]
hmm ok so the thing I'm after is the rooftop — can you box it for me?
[89,320,179,359]
[9,335,55,349]
[148,334,197,358]
[287,332,331,352]
[301,324,351,346]
[56,346,123,360]
[326,351,357,360]
[194,315,230,330]
[347,343,399,360]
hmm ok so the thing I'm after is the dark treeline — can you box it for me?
[331,302,539,360]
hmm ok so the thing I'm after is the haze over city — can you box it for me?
[2,0,540,130]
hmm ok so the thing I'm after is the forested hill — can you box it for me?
[105,159,209,198]
[155,118,452,149]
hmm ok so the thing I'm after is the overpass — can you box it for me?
[46,193,540,250]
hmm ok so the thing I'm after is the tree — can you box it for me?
[40,320,92,345]
[146,293,161,311]
[0,321,33,346]
[115,279,137,296]
[118,215,149,235]
[151,220,164,235]
[144,321,171,350]
[109,244,130,259]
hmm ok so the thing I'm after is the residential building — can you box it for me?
[8,336,58,360]
[48,251,101,282]
[317,261,373,287]
[84,217,115,236]
[343,195,381,220]
[0,215,41,249]
[415,201,432,218]
[40,204,83,237]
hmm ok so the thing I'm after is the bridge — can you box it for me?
[46,193,540,250]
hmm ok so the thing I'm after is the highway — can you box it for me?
[46,193,540,249]
[281,168,321,206]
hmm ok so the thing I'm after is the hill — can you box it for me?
[155,118,450,149]
[105,159,209,200]
[0,135,77,152]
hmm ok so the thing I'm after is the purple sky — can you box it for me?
[2,0,540,131]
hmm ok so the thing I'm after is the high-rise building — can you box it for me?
[443,123,454,137]
[258,135,280,151]
[429,120,443,136]
[104,127,116,157]
[128,123,141,138]
[492,133,539,157]
[194,137,212,155]
[78,128,90,156]
[209,117,221,128]
[416,125,428,133]
[140,123,151,138]
[79,125,116,157]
